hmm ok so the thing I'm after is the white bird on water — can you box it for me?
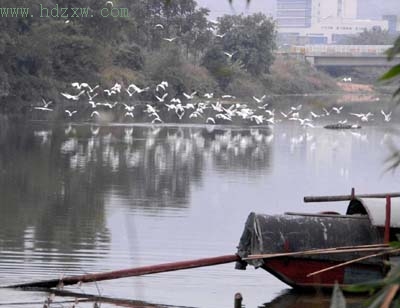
[189,111,202,119]
[90,126,100,136]
[206,117,215,124]
[90,110,100,118]
[250,115,265,125]
[151,115,163,124]
[154,24,164,29]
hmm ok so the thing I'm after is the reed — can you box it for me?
[244,243,390,260]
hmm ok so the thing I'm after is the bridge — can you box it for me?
[281,45,399,67]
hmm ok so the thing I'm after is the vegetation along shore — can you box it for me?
[2,0,392,116]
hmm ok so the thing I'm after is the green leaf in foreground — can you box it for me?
[386,36,400,60]
[379,64,400,81]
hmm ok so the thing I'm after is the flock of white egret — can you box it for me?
[32,81,392,127]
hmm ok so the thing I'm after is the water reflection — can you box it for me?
[1,111,399,307]
[0,120,110,265]
[0,119,273,255]
[261,289,365,308]
[54,124,273,211]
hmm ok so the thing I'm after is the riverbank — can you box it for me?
[0,55,341,113]
[336,82,374,93]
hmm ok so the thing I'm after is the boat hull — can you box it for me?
[236,211,386,289]
[261,257,384,289]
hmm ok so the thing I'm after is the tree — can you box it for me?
[341,28,397,45]
[216,13,276,76]
[202,45,233,89]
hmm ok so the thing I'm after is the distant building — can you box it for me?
[382,15,398,34]
[277,0,390,44]
[276,0,312,28]
[312,0,357,22]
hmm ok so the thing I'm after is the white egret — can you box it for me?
[183,91,197,100]
[155,93,168,102]
[252,95,266,103]
[65,110,77,117]
[163,37,177,42]
[224,51,236,59]
[381,110,392,122]
[61,90,85,100]
[350,112,373,122]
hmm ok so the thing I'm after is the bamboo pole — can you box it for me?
[243,243,390,260]
[304,187,400,203]
[380,284,400,308]
[307,248,400,277]
[8,254,240,289]
[304,192,400,203]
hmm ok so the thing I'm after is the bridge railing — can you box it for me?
[290,45,393,57]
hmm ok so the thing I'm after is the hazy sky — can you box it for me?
[358,0,400,19]
[196,0,275,19]
[196,0,400,20]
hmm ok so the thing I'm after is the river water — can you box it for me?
[0,96,400,307]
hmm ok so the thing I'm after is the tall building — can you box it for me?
[277,0,358,29]
[277,0,389,44]
[276,0,312,28]
[313,0,357,21]
[383,15,398,34]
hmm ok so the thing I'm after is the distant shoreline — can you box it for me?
[336,82,374,93]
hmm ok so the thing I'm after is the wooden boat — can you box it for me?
[10,189,400,293]
[235,190,400,289]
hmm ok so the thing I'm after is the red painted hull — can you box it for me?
[261,257,385,289]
